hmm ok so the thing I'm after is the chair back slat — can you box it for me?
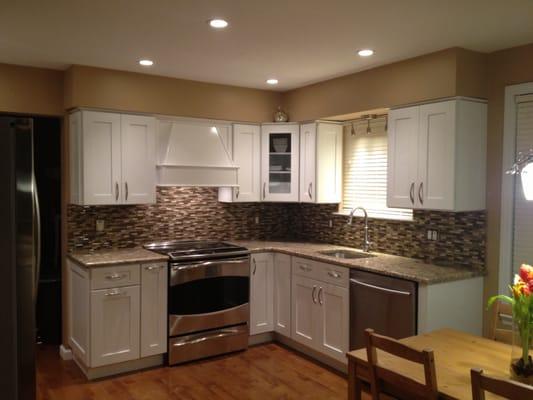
[365,329,439,400]
[491,300,513,345]
[471,368,533,400]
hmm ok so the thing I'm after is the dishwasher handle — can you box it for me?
[350,278,412,296]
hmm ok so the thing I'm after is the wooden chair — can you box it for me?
[471,368,533,399]
[490,300,513,344]
[364,329,438,400]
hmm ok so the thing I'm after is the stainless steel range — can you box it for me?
[144,240,250,365]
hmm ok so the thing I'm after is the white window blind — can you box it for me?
[512,96,533,274]
[342,118,413,221]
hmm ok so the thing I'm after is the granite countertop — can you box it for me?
[68,240,485,285]
[229,240,485,285]
[68,247,168,267]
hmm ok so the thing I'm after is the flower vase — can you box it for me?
[510,312,533,385]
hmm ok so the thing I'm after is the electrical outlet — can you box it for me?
[427,230,432,240]
[96,219,105,232]
[432,230,439,241]
[255,216,259,224]
[329,219,333,228]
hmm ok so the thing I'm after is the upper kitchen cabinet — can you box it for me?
[69,110,156,205]
[299,122,343,203]
[261,123,300,202]
[218,124,261,202]
[387,98,487,211]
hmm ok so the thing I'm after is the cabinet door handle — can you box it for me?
[328,271,341,279]
[105,289,124,297]
[145,265,163,271]
[105,273,125,281]
[115,182,119,201]
[308,182,313,199]
[409,182,415,204]
[252,259,257,275]
[318,287,324,305]
[263,182,266,199]
[418,182,424,205]
[299,265,311,272]
[125,181,129,201]
[312,285,318,304]
[235,187,240,199]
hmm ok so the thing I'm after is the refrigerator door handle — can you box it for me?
[34,177,41,302]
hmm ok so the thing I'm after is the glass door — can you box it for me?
[261,124,299,201]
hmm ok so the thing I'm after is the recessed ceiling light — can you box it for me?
[357,49,374,57]
[139,59,154,66]
[208,18,228,29]
[266,78,279,85]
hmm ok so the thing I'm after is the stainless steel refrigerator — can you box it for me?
[0,117,38,400]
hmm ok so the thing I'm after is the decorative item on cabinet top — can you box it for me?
[273,106,289,123]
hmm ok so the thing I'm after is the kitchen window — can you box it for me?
[342,117,413,221]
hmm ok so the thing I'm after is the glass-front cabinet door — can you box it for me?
[261,124,300,201]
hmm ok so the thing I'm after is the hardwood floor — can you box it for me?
[37,343,352,400]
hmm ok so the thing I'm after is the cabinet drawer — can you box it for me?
[91,264,140,290]
[292,257,318,279]
[316,262,349,288]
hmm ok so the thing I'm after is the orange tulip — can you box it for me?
[519,264,533,284]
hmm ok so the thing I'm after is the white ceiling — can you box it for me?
[1,0,533,91]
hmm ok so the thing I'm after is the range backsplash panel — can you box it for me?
[68,187,485,268]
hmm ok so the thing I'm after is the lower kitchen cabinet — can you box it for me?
[291,258,350,364]
[273,253,291,337]
[67,260,167,378]
[140,264,168,357]
[90,285,140,367]
[250,253,274,335]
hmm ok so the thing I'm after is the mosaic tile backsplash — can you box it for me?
[68,187,485,268]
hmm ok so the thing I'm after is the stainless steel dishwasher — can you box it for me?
[350,270,417,350]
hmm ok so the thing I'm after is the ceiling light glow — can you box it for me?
[266,79,279,85]
[209,19,228,29]
[139,59,154,66]
[357,49,374,57]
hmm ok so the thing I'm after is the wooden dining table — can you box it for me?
[346,328,521,400]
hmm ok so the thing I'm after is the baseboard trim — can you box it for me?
[249,332,274,346]
[59,345,73,360]
[274,333,347,374]
[73,353,164,380]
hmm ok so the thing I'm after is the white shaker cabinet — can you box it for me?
[261,124,300,202]
[299,122,343,203]
[273,253,291,337]
[140,263,168,358]
[90,285,141,367]
[250,253,274,335]
[291,257,349,364]
[69,110,156,205]
[387,98,487,211]
[218,124,261,202]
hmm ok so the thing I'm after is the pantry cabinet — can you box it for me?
[69,110,156,205]
[299,122,343,203]
[261,124,300,202]
[250,253,274,335]
[387,98,487,211]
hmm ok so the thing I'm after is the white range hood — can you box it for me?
[156,118,238,187]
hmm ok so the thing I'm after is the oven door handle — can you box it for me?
[171,327,245,347]
[172,257,249,272]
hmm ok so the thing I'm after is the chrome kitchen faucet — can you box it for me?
[347,206,372,253]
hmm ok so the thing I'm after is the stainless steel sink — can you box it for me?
[318,249,376,259]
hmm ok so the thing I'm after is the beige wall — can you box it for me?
[64,65,282,123]
[282,48,487,121]
[0,63,64,116]
[482,43,533,334]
